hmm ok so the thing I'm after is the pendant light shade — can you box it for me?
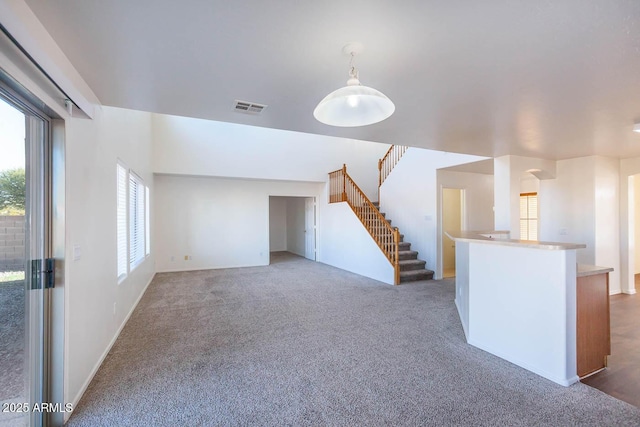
[314,44,394,127]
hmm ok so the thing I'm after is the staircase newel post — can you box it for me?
[394,227,400,285]
[342,164,347,202]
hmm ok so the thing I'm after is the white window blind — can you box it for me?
[129,173,146,269]
[145,186,150,256]
[117,163,128,280]
[520,193,538,241]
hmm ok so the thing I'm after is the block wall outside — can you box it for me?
[0,215,25,272]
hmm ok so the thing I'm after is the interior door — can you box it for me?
[304,197,316,261]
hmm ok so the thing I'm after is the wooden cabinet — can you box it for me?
[576,270,611,378]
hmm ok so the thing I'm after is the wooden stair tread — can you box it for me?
[399,259,426,266]
[399,269,435,282]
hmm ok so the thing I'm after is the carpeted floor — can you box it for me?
[0,281,25,401]
[67,252,640,426]
[0,281,26,427]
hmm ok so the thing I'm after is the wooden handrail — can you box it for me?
[328,165,401,284]
[378,145,408,201]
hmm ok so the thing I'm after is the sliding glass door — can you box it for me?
[0,87,53,427]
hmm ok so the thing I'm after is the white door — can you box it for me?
[304,197,316,260]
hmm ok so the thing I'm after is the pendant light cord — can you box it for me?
[348,52,359,80]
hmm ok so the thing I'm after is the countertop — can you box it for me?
[577,264,614,277]
[445,230,587,251]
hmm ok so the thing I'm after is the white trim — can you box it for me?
[156,264,270,274]
[67,273,156,420]
[0,0,99,117]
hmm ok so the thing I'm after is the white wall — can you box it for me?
[594,157,620,293]
[269,197,287,251]
[154,175,322,272]
[520,176,540,194]
[65,106,155,408]
[1,4,156,418]
[635,175,640,274]
[317,193,395,285]
[540,156,621,293]
[493,156,513,232]
[539,157,596,264]
[152,114,389,201]
[494,155,556,237]
[379,148,488,276]
[286,198,305,256]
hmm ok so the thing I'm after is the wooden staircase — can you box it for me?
[372,201,434,283]
[328,161,434,284]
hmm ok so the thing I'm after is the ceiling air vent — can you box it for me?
[233,100,267,115]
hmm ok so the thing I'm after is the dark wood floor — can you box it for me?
[581,288,640,408]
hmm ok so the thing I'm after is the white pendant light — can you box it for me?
[314,43,395,127]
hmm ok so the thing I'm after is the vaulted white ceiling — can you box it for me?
[22,0,640,160]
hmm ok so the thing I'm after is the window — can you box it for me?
[129,172,146,269]
[116,163,128,280]
[145,185,150,256]
[520,192,538,240]
[117,163,150,281]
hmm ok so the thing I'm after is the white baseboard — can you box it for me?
[623,288,637,295]
[467,338,578,387]
[68,272,156,418]
[156,263,268,273]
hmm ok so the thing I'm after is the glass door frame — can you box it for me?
[0,82,54,427]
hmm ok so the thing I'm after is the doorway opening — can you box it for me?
[269,196,316,262]
[582,174,639,407]
[630,174,640,293]
[441,188,464,279]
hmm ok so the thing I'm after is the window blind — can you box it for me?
[145,186,150,256]
[519,193,538,241]
[129,173,145,269]
[116,163,128,280]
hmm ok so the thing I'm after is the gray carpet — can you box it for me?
[0,281,25,402]
[67,252,640,426]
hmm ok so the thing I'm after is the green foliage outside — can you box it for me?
[0,168,26,215]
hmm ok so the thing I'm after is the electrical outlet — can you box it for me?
[170,256,174,262]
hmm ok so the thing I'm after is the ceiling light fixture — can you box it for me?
[313,43,395,127]
[634,123,640,133]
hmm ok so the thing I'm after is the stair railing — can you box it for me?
[329,164,401,285]
[378,145,408,201]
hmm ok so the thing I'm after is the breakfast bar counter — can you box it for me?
[446,231,588,386]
